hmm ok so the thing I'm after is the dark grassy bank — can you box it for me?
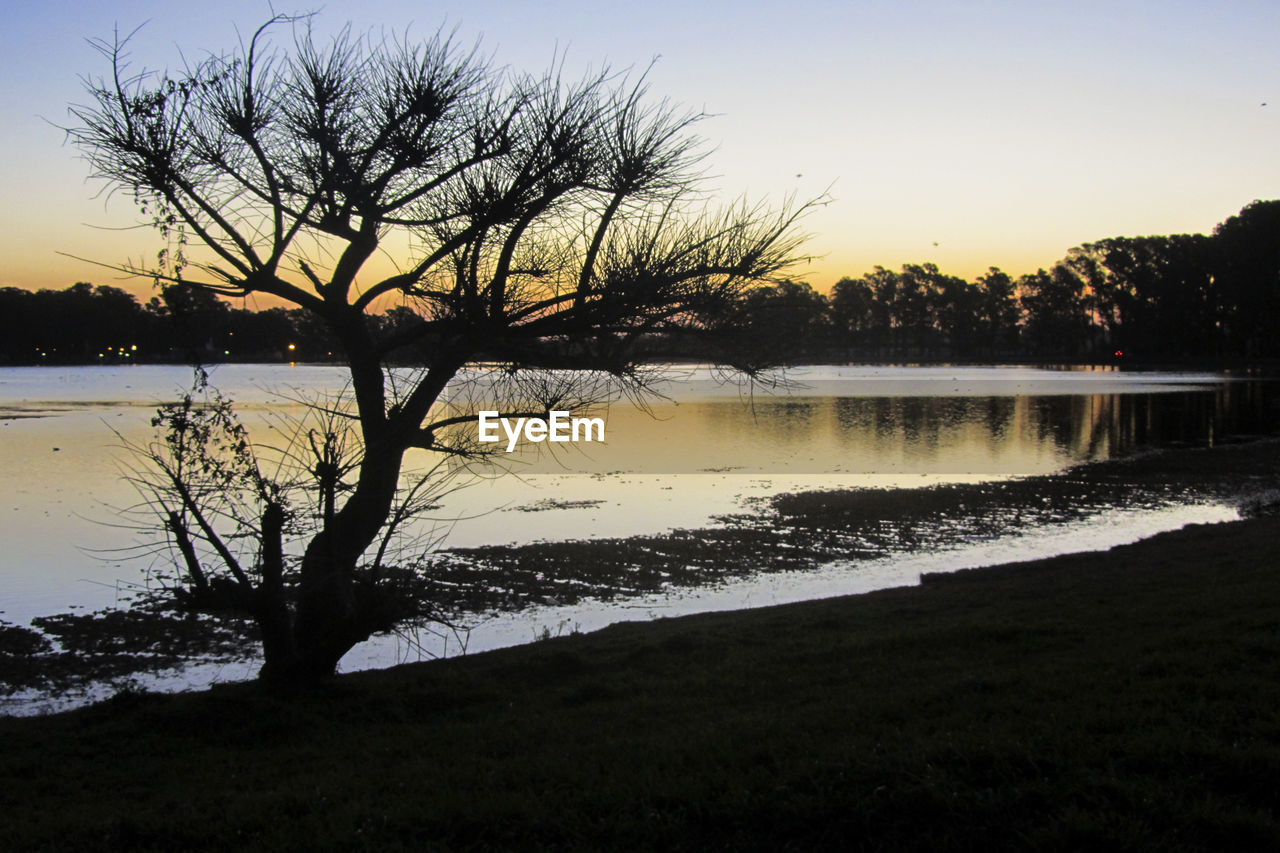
[3,514,1280,850]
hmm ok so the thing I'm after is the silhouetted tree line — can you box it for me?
[0,281,432,365]
[734,200,1280,363]
[7,200,1279,366]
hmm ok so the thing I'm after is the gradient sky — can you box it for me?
[2,0,1278,300]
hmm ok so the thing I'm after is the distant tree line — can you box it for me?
[6,200,1279,366]
[732,200,1280,363]
[0,281,428,365]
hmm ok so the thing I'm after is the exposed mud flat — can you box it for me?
[423,437,1280,612]
[0,608,259,697]
[5,437,1279,706]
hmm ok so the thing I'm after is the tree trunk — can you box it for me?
[252,336,462,684]
[258,434,408,683]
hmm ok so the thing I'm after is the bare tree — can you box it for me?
[67,16,817,682]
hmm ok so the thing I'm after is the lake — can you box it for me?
[0,363,1273,710]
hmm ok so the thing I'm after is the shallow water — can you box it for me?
[1,500,1240,717]
[0,363,1274,712]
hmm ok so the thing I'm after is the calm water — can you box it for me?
[0,363,1273,708]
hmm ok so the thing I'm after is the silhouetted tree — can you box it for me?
[734,280,829,362]
[1212,200,1280,357]
[974,267,1020,357]
[1071,235,1216,358]
[158,282,231,358]
[68,16,815,682]
[890,264,938,354]
[1019,264,1091,357]
[924,265,981,357]
[861,266,901,354]
[828,276,879,357]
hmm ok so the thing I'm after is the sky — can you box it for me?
[2,0,1279,299]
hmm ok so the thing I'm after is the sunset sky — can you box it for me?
[2,0,1278,300]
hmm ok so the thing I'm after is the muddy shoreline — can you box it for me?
[4,435,1280,703]
[426,436,1280,611]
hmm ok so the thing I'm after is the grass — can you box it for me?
[2,511,1280,850]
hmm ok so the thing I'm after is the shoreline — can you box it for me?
[338,499,1239,671]
[5,435,1280,713]
[3,498,1279,847]
[0,499,1245,718]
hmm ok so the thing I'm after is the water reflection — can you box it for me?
[0,367,1275,622]
[513,382,1279,475]
[1,365,1277,712]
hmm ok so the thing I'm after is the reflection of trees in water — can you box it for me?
[667,383,1275,474]
[1035,395,1168,461]
[982,397,1016,444]
[765,399,820,433]
[1026,386,1276,464]
[837,396,1022,469]
[837,386,1275,472]
[1215,381,1275,438]
[694,396,822,450]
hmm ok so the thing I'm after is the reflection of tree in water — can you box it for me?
[828,386,1275,474]
[693,396,820,453]
[569,382,1276,475]
[838,396,1021,469]
[764,399,820,434]
[982,397,1016,446]
[1215,381,1276,438]
[1039,388,1277,464]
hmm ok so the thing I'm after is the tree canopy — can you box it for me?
[67,16,817,682]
